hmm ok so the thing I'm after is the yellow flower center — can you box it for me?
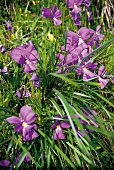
[56,125,61,129]
[53,17,57,21]
[74,5,77,8]
[48,33,55,42]
[79,37,83,43]
[22,122,27,127]
[83,68,87,72]
[26,60,29,64]
[14,165,16,168]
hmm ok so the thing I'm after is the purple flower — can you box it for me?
[75,108,98,134]
[0,152,31,170]
[23,89,31,97]
[6,105,39,141]
[66,0,83,9]
[96,26,104,41]
[75,62,97,80]
[0,45,7,53]
[97,65,109,89]
[87,10,92,22]
[10,41,38,73]
[82,0,91,7]
[90,25,104,47]
[0,66,8,75]
[0,160,12,170]
[16,152,31,163]
[75,126,88,137]
[71,12,81,26]
[52,114,70,140]
[16,89,21,99]
[42,5,62,26]
[4,20,13,32]
[30,73,40,88]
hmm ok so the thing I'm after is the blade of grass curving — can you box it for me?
[16,140,41,169]
[53,89,85,150]
[64,38,114,71]
[91,90,114,108]
[38,129,76,169]
[66,142,93,164]
[50,73,79,86]
[50,98,63,116]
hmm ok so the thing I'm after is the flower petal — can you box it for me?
[14,123,23,133]
[60,122,70,128]
[53,128,65,140]
[10,47,26,64]
[23,124,39,141]
[20,105,32,120]
[6,116,21,124]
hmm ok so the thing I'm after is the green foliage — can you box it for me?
[0,0,114,170]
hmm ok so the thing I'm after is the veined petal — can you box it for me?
[14,123,23,133]
[53,18,62,26]
[60,122,71,128]
[54,128,65,140]
[52,5,57,14]
[98,65,105,76]
[24,63,37,73]
[54,10,62,19]
[6,116,21,124]
[98,77,109,89]
[20,105,32,120]
[25,112,36,124]
[10,47,26,64]
[23,124,39,141]
[27,50,38,62]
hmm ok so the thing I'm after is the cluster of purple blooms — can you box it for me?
[0,1,113,169]
[66,0,92,25]
[0,152,31,170]
[56,26,110,89]
[6,105,39,141]
[52,108,98,140]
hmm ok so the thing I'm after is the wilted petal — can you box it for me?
[23,89,31,98]
[16,89,21,99]
[30,73,39,81]
[4,20,13,32]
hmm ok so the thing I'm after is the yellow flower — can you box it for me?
[48,33,56,42]
[19,8,22,14]
[32,0,36,5]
